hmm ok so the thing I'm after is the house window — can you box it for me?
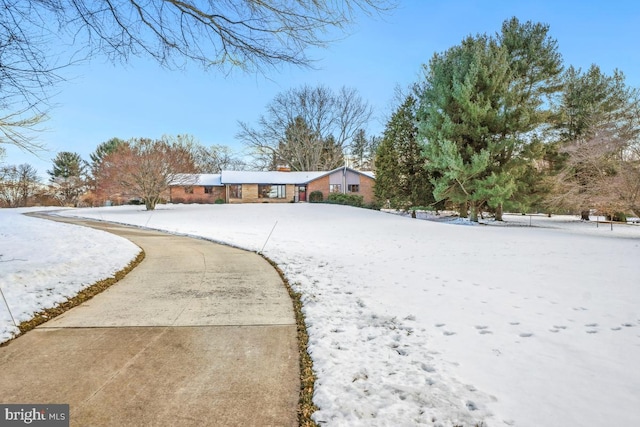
[259,184,286,199]
[204,186,213,194]
[229,184,242,199]
[348,184,360,193]
[330,184,341,193]
[184,186,194,194]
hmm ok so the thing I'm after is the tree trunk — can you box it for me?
[580,210,590,221]
[470,202,479,222]
[495,203,504,221]
[458,202,468,218]
[145,197,157,211]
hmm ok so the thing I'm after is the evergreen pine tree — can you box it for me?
[373,130,399,208]
[375,95,433,209]
[48,151,87,206]
[418,18,563,221]
[90,138,126,166]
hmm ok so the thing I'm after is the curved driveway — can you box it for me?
[0,215,299,426]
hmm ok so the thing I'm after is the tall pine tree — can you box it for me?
[375,95,433,210]
[418,18,562,221]
[48,151,87,206]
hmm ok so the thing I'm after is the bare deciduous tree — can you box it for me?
[0,0,60,153]
[164,134,246,173]
[191,144,246,173]
[95,137,197,210]
[237,85,373,170]
[547,66,640,219]
[548,123,640,218]
[0,163,40,207]
[60,0,391,71]
[0,109,48,154]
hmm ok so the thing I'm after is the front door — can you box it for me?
[297,185,307,202]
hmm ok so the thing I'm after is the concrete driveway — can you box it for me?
[0,216,299,426]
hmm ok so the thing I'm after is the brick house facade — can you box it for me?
[169,167,375,204]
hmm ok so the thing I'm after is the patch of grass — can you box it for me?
[261,256,318,427]
[1,250,145,347]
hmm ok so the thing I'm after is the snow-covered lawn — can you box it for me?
[3,204,639,426]
[0,208,141,342]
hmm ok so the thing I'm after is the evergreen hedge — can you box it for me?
[326,193,363,207]
[309,191,324,203]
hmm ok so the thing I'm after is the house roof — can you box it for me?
[221,167,374,184]
[220,170,327,184]
[170,167,375,187]
[171,174,222,186]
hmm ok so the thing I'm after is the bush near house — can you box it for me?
[327,193,363,207]
[309,191,324,203]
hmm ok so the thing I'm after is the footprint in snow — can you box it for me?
[475,325,489,330]
[622,322,635,327]
[443,331,456,336]
[479,330,493,335]
[553,325,568,330]
[519,333,534,338]
[586,330,598,334]
[585,323,598,327]
[611,327,622,331]
[435,323,446,327]
[420,363,436,372]
[509,322,520,326]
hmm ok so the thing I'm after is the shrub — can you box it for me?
[309,191,324,203]
[606,212,627,222]
[327,193,363,207]
[214,198,225,204]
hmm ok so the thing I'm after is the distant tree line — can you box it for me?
[0,136,248,210]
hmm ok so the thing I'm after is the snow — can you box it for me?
[172,173,222,186]
[219,167,374,184]
[0,208,141,342]
[3,204,639,426]
[220,170,328,184]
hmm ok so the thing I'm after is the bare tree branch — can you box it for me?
[238,84,372,170]
[1,0,392,153]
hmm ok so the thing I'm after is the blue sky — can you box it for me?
[3,0,640,177]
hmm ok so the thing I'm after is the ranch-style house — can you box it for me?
[169,166,375,204]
